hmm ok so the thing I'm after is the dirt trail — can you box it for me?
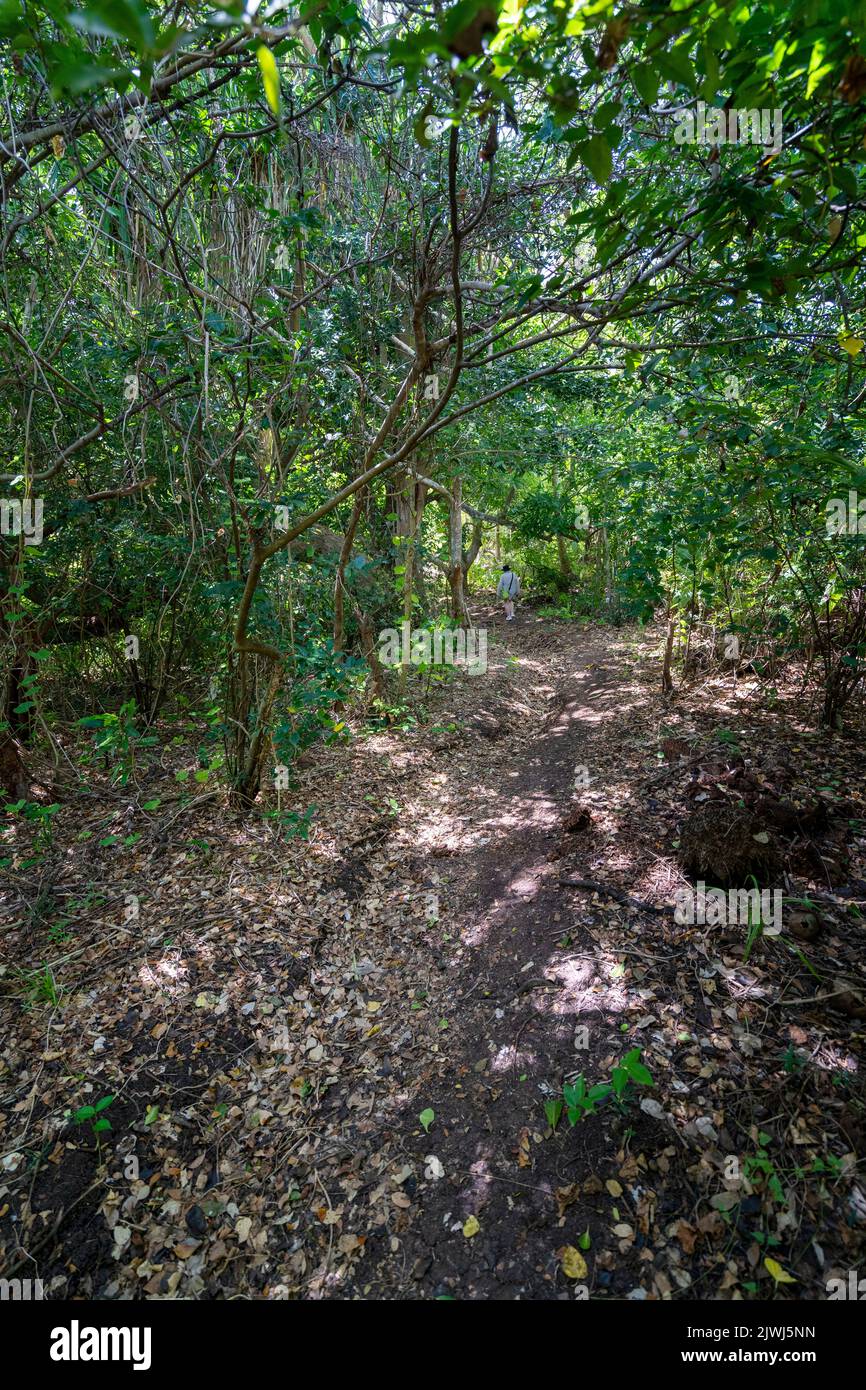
[340,615,666,1299]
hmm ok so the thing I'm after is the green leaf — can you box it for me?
[595,100,621,129]
[419,1107,434,1132]
[257,46,281,118]
[612,1065,629,1097]
[70,0,156,51]
[414,102,436,148]
[624,1055,653,1085]
[544,1098,563,1130]
[806,40,832,98]
[563,1076,586,1108]
[631,65,658,105]
[588,1082,612,1102]
[655,44,695,93]
[580,133,612,185]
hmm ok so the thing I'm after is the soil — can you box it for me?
[2,606,865,1301]
[337,623,663,1299]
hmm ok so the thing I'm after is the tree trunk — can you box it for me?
[463,518,483,586]
[661,612,676,694]
[447,476,468,624]
[333,489,365,652]
[603,525,613,612]
[552,460,572,578]
[398,477,425,691]
[226,654,283,809]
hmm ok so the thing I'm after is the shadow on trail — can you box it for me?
[334,617,671,1300]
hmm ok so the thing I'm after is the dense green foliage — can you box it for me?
[2,0,865,804]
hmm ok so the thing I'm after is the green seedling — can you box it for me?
[555,1049,654,1126]
[70,1094,115,1143]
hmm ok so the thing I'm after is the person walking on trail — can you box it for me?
[497,564,521,621]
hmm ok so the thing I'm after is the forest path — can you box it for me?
[339,610,665,1299]
[7,608,862,1302]
[5,606,675,1306]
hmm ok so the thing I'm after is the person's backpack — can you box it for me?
[508,571,521,597]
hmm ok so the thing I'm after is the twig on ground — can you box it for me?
[558,877,675,915]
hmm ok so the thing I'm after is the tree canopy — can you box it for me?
[2,0,865,801]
